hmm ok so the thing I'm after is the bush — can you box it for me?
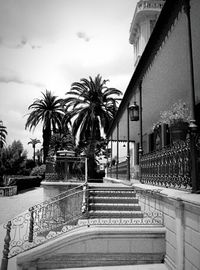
[30,164,46,178]
[8,176,42,191]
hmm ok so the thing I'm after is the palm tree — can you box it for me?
[64,74,122,177]
[28,138,41,164]
[25,90,64,163]
[0,120,7,150]
[35,149,42,164]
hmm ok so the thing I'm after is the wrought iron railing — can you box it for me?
[140,139,192,189]
[107,160,128,180]
[1,183,87,261]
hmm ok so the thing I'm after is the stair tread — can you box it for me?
[89,192,136,194]
[89,203,140,206]
[89,210,143,213]
[89,188,135,191]
[89,192,136,195]
[89,190,136,193]
[90,196,137,200]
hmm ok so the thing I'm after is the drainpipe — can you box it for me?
[139,81,143,181]
[111,135,113,178]
[127,103,130,181]
[184,0,199,193]
[116,122,119,179]
[139,81,143,157]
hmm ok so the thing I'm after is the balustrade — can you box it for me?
[107,160,127,180]
[136,0,165,13]
[140,139,193,189]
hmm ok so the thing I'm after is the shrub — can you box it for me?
[30,164,46,178]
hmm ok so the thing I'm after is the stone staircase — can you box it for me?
[87,186,143,219]
[16,184,166,269]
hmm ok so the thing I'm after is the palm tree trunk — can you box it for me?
[88,121,96,179]
[33,145,36,165]
[43,126,51,163]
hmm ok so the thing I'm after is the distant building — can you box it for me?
[129,0,165,67]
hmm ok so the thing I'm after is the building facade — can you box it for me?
[106,0,200,186]
[129,0,165,67]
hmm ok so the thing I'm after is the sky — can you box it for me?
[0,0,137,158]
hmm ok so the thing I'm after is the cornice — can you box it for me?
[129,0,165,45]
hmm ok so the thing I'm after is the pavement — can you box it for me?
[0,187,44,225]
[0,187,44,270]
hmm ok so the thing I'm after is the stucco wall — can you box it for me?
[191,0,200,103]
[136,8,191,138]
[184,202,200,270]
[134,184,200,270]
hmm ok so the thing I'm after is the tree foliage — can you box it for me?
[25,90,64,162]
[64,74,122,144]
[0,140,27,180]
[0,120,7,149]
[49,131,75,155]
[28,138,41,164]
[64,74,122,178]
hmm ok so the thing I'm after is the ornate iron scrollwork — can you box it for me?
[140,139,192,189]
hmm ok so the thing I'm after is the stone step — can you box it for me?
[89,203,141,211]
[88,210,144,219]
[17,223,166,269]
[89,190,136,198]
[52,264,169,270]
[89,197,139,204]
[36,253,165,269]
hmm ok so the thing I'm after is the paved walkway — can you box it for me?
[0,187,44,270]
[0,187,44,225]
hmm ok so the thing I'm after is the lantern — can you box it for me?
[129,101,139,121]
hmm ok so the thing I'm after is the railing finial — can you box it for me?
[1,221,11,270]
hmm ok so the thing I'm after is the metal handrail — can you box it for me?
[0,184,88,266]
[30,182,86,211]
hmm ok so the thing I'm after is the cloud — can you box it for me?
[0,72,44,88]
[0,73,24,84]
[76,31,91,42]
[16,37,28,48]
[0,36,42,50]
[31,44,42,50]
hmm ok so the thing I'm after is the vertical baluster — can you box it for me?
[29,207,34,242]
[1,221,11,270]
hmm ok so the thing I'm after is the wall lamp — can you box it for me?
[129,101,139,121]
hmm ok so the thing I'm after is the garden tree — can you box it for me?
[28,138,41,164]
[0,120,7,150]
[49,130,75,155]
[64,74,122,178]
[25,90,64,163]
[48,109,74,155]
[0,140,27,177]
[35,149,42,165]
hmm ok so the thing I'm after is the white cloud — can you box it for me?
[0,0,137,158]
